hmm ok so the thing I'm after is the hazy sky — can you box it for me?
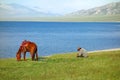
[0,0,120,14]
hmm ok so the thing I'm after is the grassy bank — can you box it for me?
[0,50,120,80]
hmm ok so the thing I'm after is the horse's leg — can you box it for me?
[23,52,26,61]
[35,52,38,61]
[31,48,37,61]
[30,53,35,61]
[33,53,35,61]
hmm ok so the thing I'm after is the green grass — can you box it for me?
[0,50,120,80]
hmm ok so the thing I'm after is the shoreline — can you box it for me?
[47,48,120,57]
[0,20,120,22]
[0,48,120,59]
[88,48,120,53]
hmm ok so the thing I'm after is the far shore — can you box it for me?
[0,14,120,22]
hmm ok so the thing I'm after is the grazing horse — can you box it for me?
[16,40,38,61]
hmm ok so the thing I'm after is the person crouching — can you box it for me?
[77,47,88,57]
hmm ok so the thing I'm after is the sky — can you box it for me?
[0,0,120,14]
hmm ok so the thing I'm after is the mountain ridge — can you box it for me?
[67,1,120,16]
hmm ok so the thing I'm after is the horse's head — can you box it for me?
[16,53,21,61]
[16,46,22,61]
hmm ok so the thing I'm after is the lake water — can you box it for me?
[0,22,120,58]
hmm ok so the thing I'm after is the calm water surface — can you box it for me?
[0,22,120,58]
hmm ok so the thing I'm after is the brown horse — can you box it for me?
[16,40,38,61]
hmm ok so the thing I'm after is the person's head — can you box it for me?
[77,47,81,51]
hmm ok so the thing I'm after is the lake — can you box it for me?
[0,21,120,58]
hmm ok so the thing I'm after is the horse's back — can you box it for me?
[27,42,37,52]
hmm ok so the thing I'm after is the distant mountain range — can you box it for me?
[0,2,120,21]
[67,1,120,16]
[0,3,58,18]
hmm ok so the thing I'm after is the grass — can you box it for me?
[0,50,120,80]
